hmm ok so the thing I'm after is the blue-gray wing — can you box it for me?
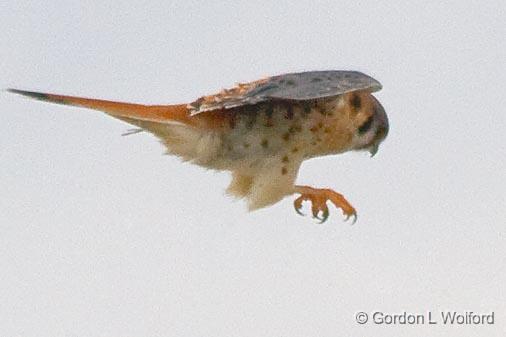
[188,70,382,114]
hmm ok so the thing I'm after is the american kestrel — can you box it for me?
[9,70,388,223]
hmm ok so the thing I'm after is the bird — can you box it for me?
[8,70,389,223]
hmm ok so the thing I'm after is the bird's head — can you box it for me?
[348,92,389,156]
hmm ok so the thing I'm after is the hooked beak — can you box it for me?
[369,144,379,157]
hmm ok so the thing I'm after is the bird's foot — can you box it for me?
[293,185,357,224]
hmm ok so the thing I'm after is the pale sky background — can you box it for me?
[1,1,505,336]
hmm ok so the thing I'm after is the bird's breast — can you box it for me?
[202,100,354,168]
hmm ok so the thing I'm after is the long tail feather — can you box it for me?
[7,88,191,125]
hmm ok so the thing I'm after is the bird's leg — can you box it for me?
[293,185,357,223]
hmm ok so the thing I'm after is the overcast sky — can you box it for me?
[1,1,505,336]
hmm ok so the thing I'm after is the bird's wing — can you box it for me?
[188,70,382,114]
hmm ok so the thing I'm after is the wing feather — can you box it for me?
[188,70,381,114]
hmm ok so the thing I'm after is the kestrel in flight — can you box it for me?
[9,70,389,223]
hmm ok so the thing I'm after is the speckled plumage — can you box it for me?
[9,70,389,222]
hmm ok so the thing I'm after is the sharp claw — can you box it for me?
[318,209,329,223]
[293,197,305,216]
[344,213,358,225]
[294,205,305,216]
[311,205,320,219]
[311,207,329,223]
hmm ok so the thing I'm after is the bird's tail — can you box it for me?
[7,88,192,125]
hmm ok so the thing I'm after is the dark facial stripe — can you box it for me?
[351,94,361,110]
[358,116,373,134]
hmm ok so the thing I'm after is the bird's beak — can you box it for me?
[369,144,379,157]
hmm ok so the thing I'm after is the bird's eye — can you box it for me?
[358,116,373,134]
